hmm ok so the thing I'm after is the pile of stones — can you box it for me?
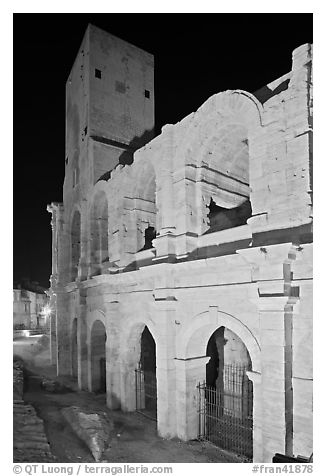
[13,359,56,463]
[62,406,113,461]
[13,359,24,400]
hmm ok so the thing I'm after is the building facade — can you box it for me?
[48,25,313,462]
[13,287,49,329]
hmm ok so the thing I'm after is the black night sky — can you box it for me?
[13,13,313,288]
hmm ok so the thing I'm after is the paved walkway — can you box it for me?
[13,359,56,463]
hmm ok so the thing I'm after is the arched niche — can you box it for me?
[180,309,260,374]
[131,161,157,252]
[177,91,263,235]
[90,319,107,393]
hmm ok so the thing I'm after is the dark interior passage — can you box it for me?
[136,325,157,419]
[206,327,225,390]
[140,226,156,251]
[202,326,253,460]
[205,198,252,234]
[140,325,156,372]
[91,320,107,393]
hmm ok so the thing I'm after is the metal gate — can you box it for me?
[135,367,157,421]
[197,363,253,461]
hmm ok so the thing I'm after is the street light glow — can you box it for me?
[42,305,52,318]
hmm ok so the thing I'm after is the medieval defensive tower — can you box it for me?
[64,24,155,203]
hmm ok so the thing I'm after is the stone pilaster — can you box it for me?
[105,303,122,410]
[55,288,72,376]
[255,295,297,461]
[175,355,210,440]
[247,370,263,462]
[154,165,177,259]
[239,243,299,461]
[154,300,177,438]
[77,288,88,389]
[48,287,57,365]
[119,357,137,412]
[172,164,200,258]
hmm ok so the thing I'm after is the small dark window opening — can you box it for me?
[65,156,68,165]
[142,226,156,250]
[145,89,150,99]
[205,198,252,234]
[84,126,88,136]
[95,68,102,79]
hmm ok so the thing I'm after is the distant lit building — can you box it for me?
[13,287,49,329]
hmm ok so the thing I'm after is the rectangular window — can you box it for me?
[95,68,102,79]
[145,89,150,99]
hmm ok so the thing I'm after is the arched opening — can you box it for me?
[71,318,78,378]
[71,210,81,281]
[134,164,157,253]
[90,320,107,393]
[141,226,156,250]
[205,198,252,234]
[199,124,252,235]
[135,325,157,419]
[200,326,253,460]
[90,192,109,276]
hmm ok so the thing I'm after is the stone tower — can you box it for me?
[64,23,155,205]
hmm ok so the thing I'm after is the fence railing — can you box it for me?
[198,363,253,461]
[135,367,157,421]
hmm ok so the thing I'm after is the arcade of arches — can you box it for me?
[48,41,313,463]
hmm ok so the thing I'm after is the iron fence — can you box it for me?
[135,367,157,421]
[198,363,253,461]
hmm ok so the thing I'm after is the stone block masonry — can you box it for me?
[48,27,313,463]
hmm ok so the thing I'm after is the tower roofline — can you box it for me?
[66,23,154,85]
[86,23,154,60]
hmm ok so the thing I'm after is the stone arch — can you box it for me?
[89,189,109,276]
[70,207,81,281]
[130,159,157,251]
[178,90,262,166]
[120,316,158,366]
[119,313,158,412]
[176,90,263,235]
[71,317,78,378]
[87,308,106,333]
[179,308,260,373]
[176,308,260,449]
[90,319,107,393]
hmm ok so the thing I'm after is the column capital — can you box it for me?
[251,295,299,312]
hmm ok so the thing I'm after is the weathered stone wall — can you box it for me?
[48,34,313,463]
